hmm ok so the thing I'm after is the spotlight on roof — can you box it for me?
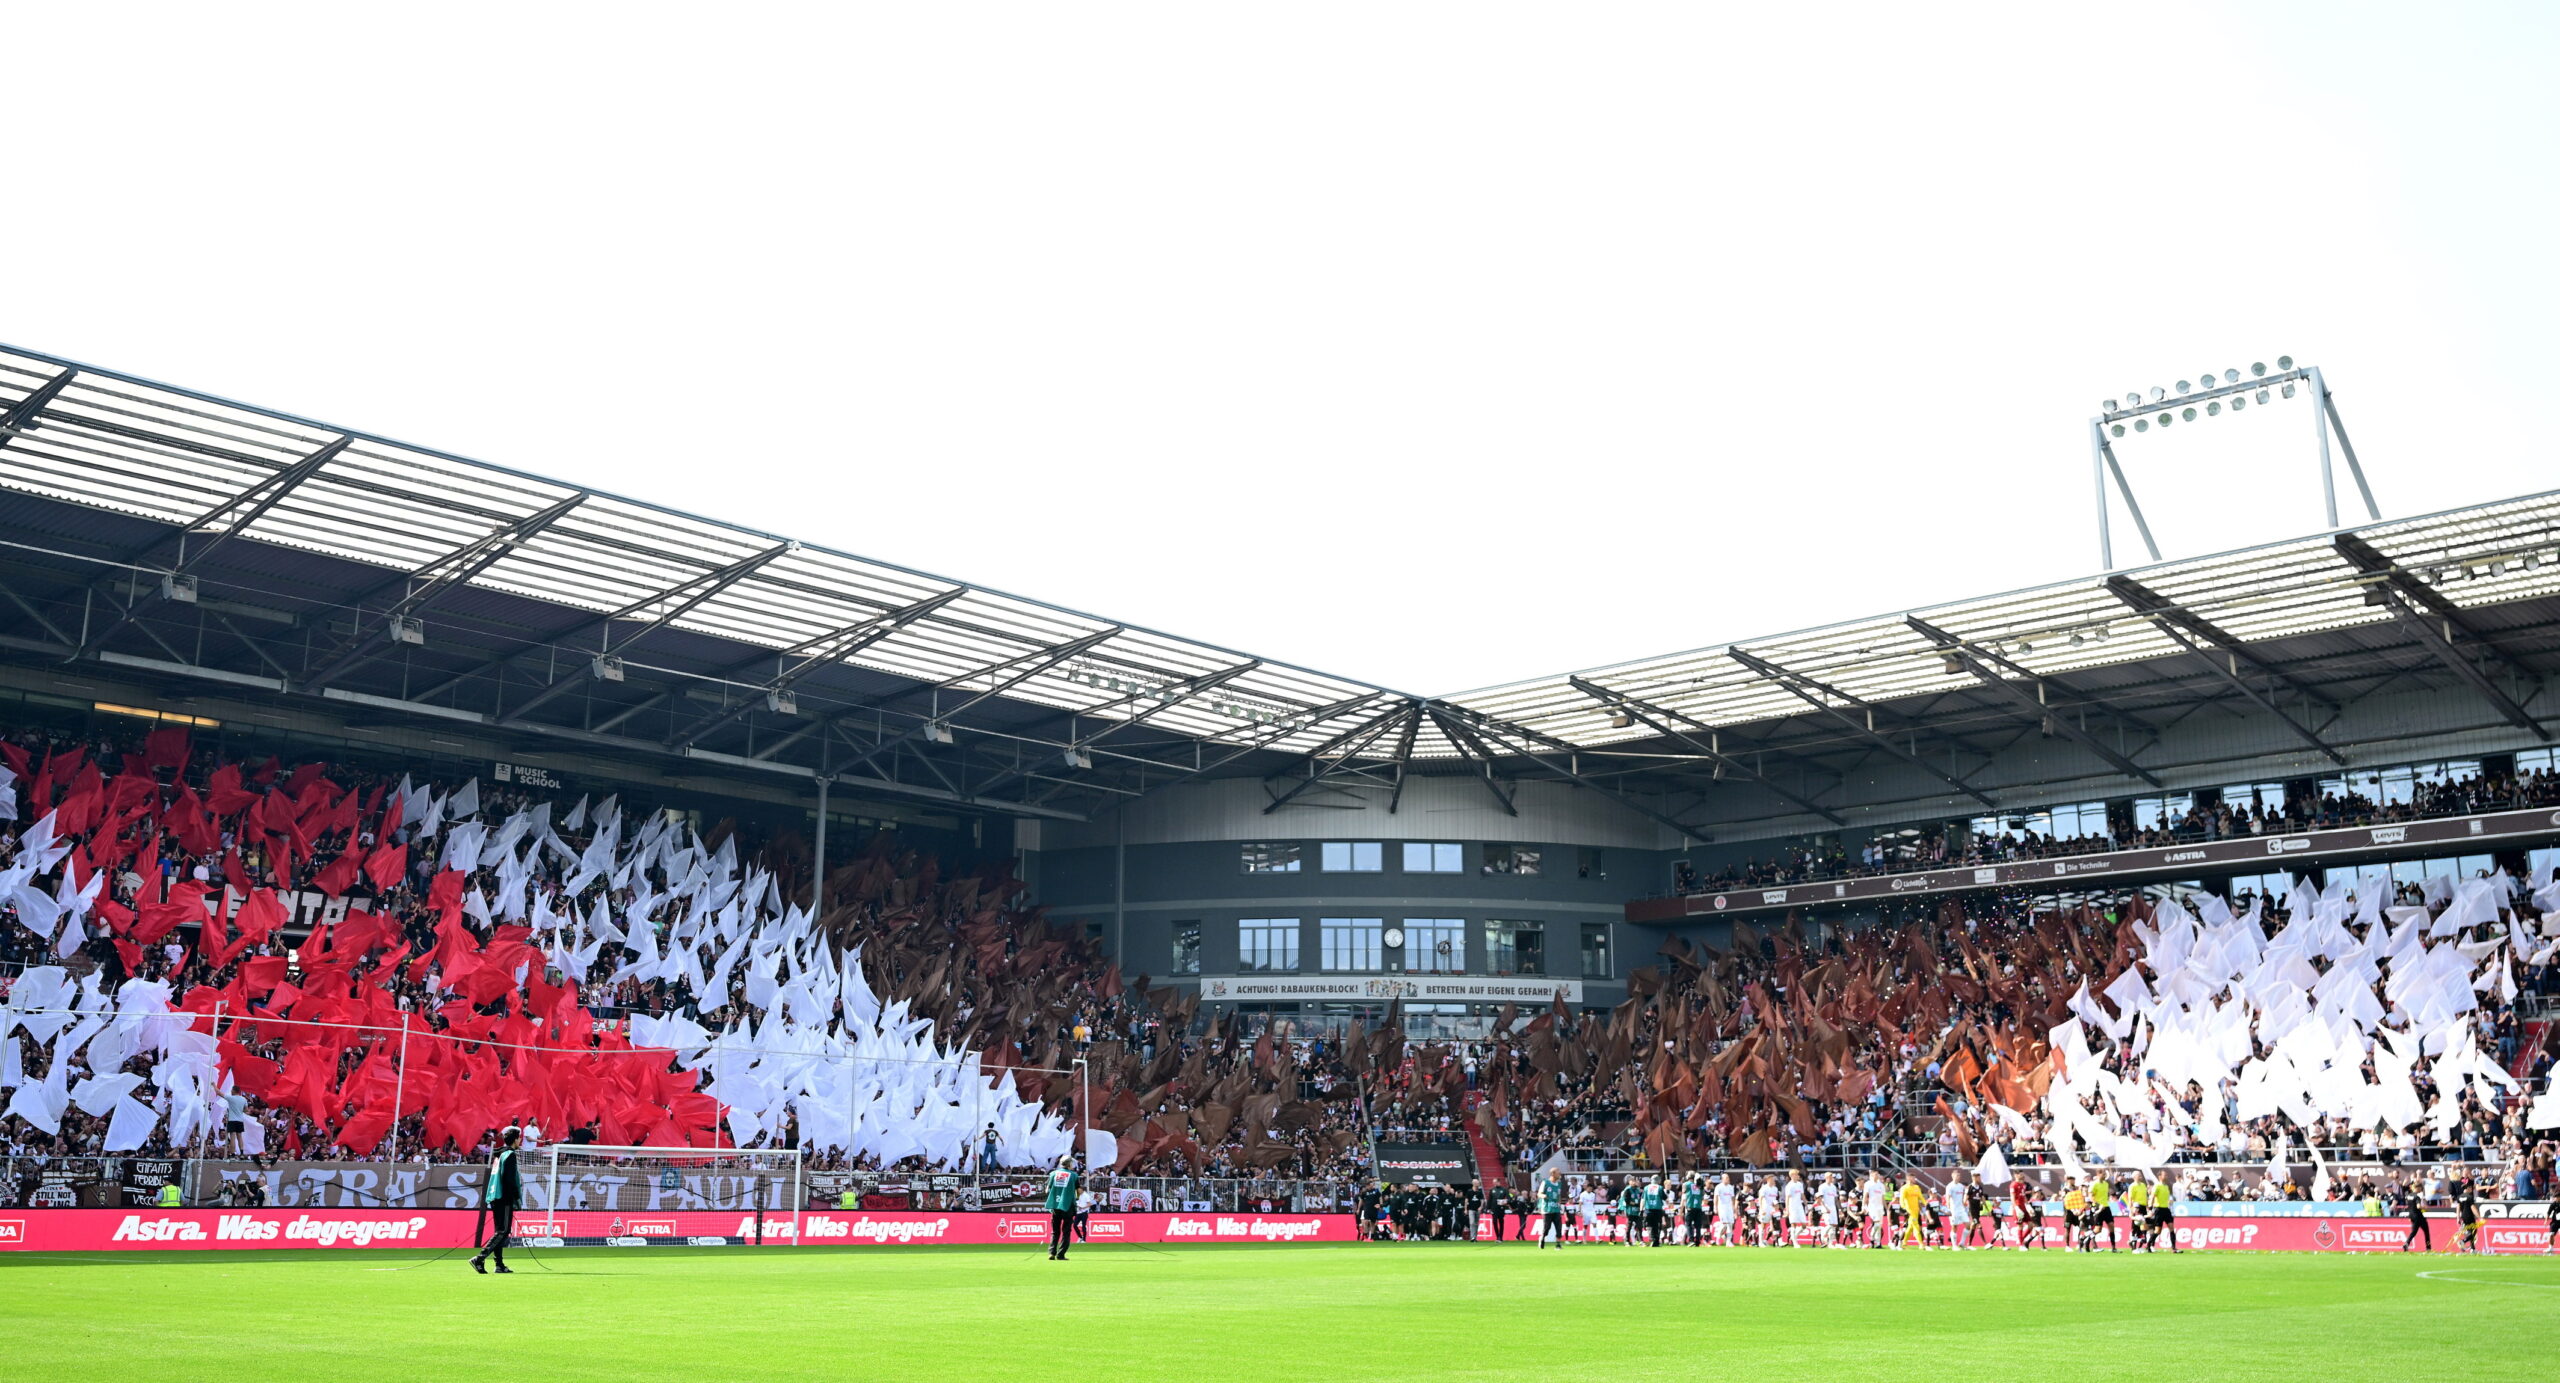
[1607,711,1633,729]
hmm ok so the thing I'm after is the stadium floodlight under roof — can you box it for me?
[2087,355,2378,569]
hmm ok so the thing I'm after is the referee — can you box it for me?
[470,1126,523,1275]
[1044,1157,1082,1261]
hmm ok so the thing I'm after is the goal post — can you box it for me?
[527,1143,804,1248]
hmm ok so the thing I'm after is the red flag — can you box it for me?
[312,850,362,899]
[142,726,192,771]
[234,888,289,945]
[364,841,407,893]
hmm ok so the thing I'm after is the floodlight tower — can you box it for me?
[2088,356,2381,568]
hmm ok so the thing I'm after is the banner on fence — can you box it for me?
[0,1209,1361,1252]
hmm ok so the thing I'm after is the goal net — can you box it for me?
[524,1144,804,1248]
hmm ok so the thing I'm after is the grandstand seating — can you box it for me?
[4,717,2556,1201]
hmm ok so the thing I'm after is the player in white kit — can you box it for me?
[1816,1172,1842,1247]
[1861,1170,1891,1249]
[1755,1177,1783,1246]
[1781,1170,1809,1247]
[1942,1172,1972,1250]
[1575,1184,1601,1244]
[1712,1174,1739,1245]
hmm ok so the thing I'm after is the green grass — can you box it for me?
[8,1242,2557,1382]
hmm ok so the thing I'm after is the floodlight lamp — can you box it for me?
[2281,382,2297,399]
[2134,418,2149,432]
[2251,362,2267,377]
[2232,396,2247,411]
[2070,634,2086,646]
[2124,393,2141,409]
[2110,423,2126,437]
[2148,386,2165,403]
[2278,355,2294,370]
[2181,407,2197,422]
[2223,369,2240,384]
[2255,389,2271,404]
[2176,380,2192,395]
[2206,401,2221,416]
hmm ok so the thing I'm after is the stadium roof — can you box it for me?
[1447,490,2560,744]
[2,342,2553,833]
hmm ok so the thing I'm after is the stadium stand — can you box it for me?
[1,345,2556,1227]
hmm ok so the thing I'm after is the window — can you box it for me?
[1239,919,1299,972]
[1403,919,1465,974]
[2518,747,2558,775]
[1481,844,1542,876]
[2321,760,2482,807]
[1977,801,2109,839]
[1579,923,1613,979]
[1483,920,1545,975]
[1170,921,1201,976]
[2130,794,2194,831]
[2048,801,2109,836]
[1241,843,1302,874]
[1321,842,1383,872]
[2223,871,2297,906]
[1402,842,1464,873]
[1321,918,1383,972]
[2219,782,2287,814]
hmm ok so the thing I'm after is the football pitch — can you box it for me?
[8,1242,2556,1382]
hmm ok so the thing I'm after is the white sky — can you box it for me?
[11,4,2555,695]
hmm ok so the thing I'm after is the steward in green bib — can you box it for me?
[1043,1158,1082,1262]
[1537,1172,1566,1249]
[470,1127,523,1275]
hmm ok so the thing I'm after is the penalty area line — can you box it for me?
[2415,1268,2560,1291]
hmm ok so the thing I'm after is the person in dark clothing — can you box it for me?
[1487,1187,1508,1241]
[2399,1183,2431,1252]
[470,1126,522,1274]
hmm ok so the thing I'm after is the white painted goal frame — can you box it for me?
[541,1143,803,1245]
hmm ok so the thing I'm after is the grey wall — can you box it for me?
[1033,833,1646,1002]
